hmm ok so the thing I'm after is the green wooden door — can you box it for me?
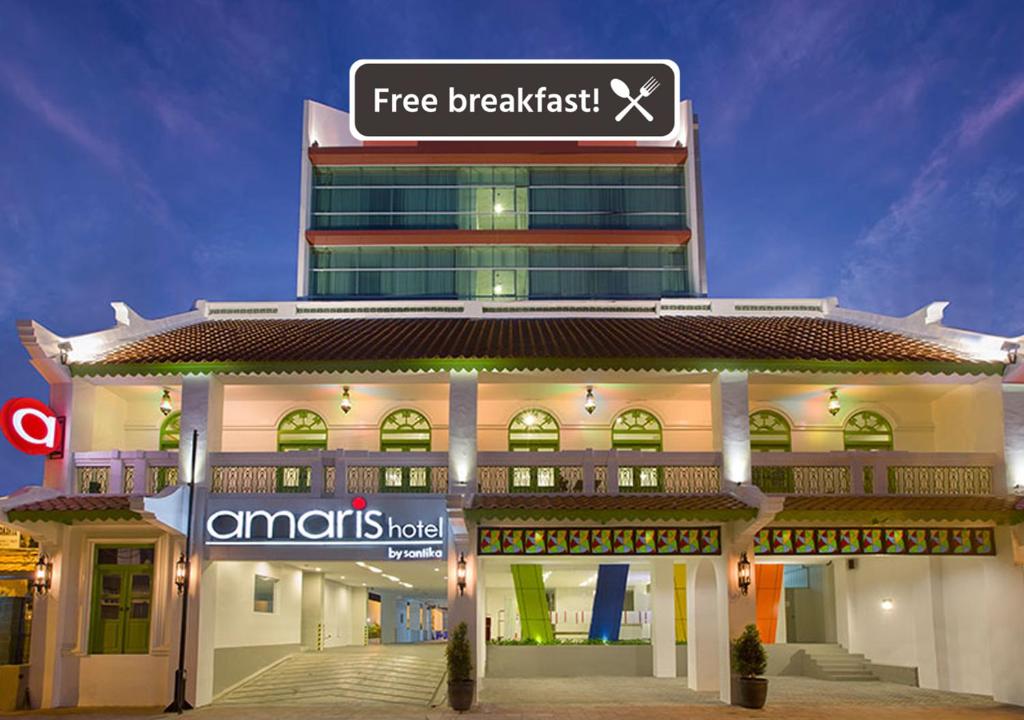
[90,547,153,654]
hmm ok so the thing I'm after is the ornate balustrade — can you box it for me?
[751,451,998,495]
[69,449,999,497]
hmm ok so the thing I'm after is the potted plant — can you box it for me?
[446,621,474,712]
[732,624,768,709]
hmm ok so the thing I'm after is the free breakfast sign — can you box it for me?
[350,60,680,141]
[203,495,448,562]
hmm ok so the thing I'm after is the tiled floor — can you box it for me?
[9,675,1024,719]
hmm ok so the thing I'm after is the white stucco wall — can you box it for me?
[322,580,367,647]
[213,561,303,648]
[841,556,997,696]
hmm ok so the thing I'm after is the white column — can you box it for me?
[1002,384,1024,494]
[447,523,482,688]
[714,555,734,705]
[28,526,77,708]
[178,375,224,488]
[686,558,718,692]
[448,370,478,492]
[193,561,218,707]
[43,381,74,492]
[985,527,1024,705]
[712,371,751,488]
[650,558,677,678]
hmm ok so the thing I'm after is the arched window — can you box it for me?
[612,409,662,491]
[380,409,432,492]
[843,411,893,451]
[611,409,663,451]
[275,410,328,493]
[276,410,329,451]
[508,409,560,492]
[159,412,181,451]
[380,409,432,452]
[749,410,792,452]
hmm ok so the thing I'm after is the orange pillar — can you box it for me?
[755,564,783,643]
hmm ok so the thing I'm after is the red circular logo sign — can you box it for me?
[1,398,63,455]
[351,496,367,511]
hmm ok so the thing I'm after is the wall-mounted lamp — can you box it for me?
[340,386,352,415]
[1003,342,1019,365]
[456,553,467,596]
[57,341,72,365]
[159,388,173,417]
[827,387,841,416]
[584,386,596,415]
[174,553,188,595]
[33,554,53,594]
[880,597,894,611]
[737,552,752,596]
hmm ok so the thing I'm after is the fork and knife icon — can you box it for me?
[610,76,660,122]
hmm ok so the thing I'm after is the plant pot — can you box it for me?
[448,678,475,712]
[735,676,768,709]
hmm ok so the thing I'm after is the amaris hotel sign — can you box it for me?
[203,495,447,562]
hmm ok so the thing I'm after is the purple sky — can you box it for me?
[1,0,1023,492]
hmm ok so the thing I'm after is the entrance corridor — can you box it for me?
[215,644,446,707]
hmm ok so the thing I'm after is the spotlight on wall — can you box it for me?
[880,597,894,611]
[174,553,188,595]
[737,552,752,596]
[340,386,352,415]
[159,388,174,417]
[827,387,841,416]
[33,553,53,594]
[584,386,596,415]
[57,341,72,365]
[456,553,467,596]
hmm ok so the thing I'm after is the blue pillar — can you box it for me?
[589,564,629,641]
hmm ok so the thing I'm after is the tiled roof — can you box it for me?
[776,495,1024,523]
[6,495,141,523]
[74,316,999,375]
[10,495,133,513]
[467,493,757,520]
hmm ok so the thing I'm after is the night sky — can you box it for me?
[1,0,1022,492]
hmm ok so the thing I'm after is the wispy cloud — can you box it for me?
[840,72,1024,324]
[0,62,172,226]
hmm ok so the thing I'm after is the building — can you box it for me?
[1,99,1023,710]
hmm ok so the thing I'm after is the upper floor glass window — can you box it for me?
[750,410,792,452]
[311,166,686,232]
[508,409,561,492]
[843,411,893,451]
[308,245,690,301]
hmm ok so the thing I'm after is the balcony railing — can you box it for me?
[750,451,999,495]
[69,449,999,497]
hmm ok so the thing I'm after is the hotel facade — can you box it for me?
[2,99,1023,709]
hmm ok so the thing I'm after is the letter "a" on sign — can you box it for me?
[1,398,64,456]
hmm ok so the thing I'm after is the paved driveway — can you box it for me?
[7,675,1024,719]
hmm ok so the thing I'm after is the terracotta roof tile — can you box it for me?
[470,493,753,513]
[780,496,1019,513]
[10,495,133,513]
[78,316,995,373]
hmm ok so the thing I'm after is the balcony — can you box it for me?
[69,449,1001,498]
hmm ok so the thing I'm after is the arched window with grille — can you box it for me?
[159,412,181,451]
[612,409,662,491]
[275,409,328,492]
[749,410,792,452]
[843,411,894,451]
[380,409,432,492]
[508,409,560,492]
[749,410,793,493]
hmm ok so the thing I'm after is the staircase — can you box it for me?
[803,645,880,682]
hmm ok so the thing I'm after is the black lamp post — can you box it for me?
[166,428,198,714]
